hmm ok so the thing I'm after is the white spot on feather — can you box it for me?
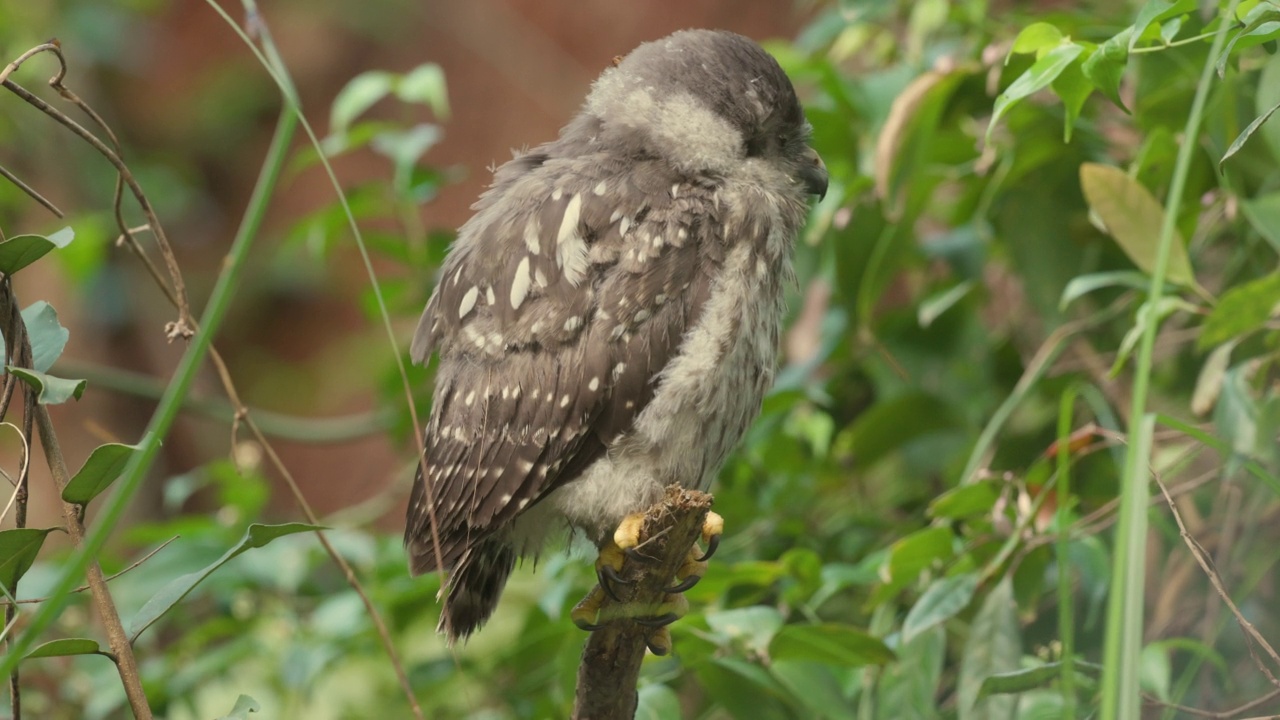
[620,217,631,237]
[564,315,582,332]
[523,217,541,254]
[588,377,600,391]
[593,180,607,195]
[465,390,476,406]
[485,286,496,306]
[560,394,571,408]
[557,194,588,285]
[458,286,479,318]
[511,256,532,309]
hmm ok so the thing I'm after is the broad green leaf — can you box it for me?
[958,579,1021,720]
[902,572,979,643]
[1216,3,1280,77]
[698,657,794,720]
[24,638,102,660]
[837,391,959,468]
[877,624,945,719]
[1192,341,1237,416]
[1129,0,1196,51]
[1009,23,1063,57]
[1240,191,1280,256]
[0,228,71,275]
[21,301,69,373]
[928,480,1000,520]
[1221,97,1280,168]
[0,528,57,597]
[214,694,261,720]
[1198,273,1280,349]
[1079,163,1198,288]
[330,70,395,135]
[1081,29,1130,111]
[977,659,1103,699]
[127,522,323,641]
[395,63,449,119]
[6,367,86,405]
[769,660,858,718]
[768,623,895,667]
[1052,53,1092,142]
[1059,270,1151,310]
[1140,643,1172,701]
[62,442,140,506]
[371,124,442,189]
[918,280,974,327]
[988,43,1084,144]
[882,526,954,586]
[705,606,785,653]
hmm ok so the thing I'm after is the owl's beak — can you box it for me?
[799,147,828,199]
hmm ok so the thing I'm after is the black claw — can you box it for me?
[575,619,603,632]
[697,534,721,562]
[598,564,628,602]
[635,612,680,628]
[664,575,701,594]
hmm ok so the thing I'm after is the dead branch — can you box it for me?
[572,486,713,720]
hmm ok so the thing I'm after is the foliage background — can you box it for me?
[2,0,1280,718]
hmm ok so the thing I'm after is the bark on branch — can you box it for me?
[572,485,713,720]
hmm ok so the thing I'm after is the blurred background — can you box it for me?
[4,0,1280,718]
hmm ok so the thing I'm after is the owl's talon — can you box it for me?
[635,612,680,628]
[696,512,724,561]
[645,627,673,656]
[571,585,606,630]
[598,564,628,602]
[664,574,700,594]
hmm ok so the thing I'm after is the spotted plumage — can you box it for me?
[405,29,827,642]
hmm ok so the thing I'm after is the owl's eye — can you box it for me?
[745,136,768,157]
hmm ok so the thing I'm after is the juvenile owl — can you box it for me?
[405,28,827,643]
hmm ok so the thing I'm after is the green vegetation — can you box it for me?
[2,1,1280,718]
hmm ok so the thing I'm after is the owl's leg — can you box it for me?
[570,511,725,655]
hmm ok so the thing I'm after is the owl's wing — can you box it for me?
[405,154,722,574]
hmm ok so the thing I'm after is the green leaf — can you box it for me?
[1240,191,1280,256]
[1216,3,1280,77]
[1059,270,1151,310]
[19,301,69,373]
[0,228,72,275]
[1052,54,1092,142]
[902,572,980,643]
[1079,163,1198,289]
[1081,29,1131,111]
[883,526,954,586]
[6,367,86,405]
[769,661,858,718]
[928,480,1000,520]
[1198,273,1280,349]
[214,694,261,720]
[0,528,57,597]
[1192,341,1236,416]
[127,522,323,641]
[768,623,895,667]
[395,63,449,119]
[24,638,103,660]
[62,442,140,506]
[1111,297,1196,375]
[1130,0,1196,51]
[1221,96,1280,168]
[988,42,1085,144]
[958,579,1021,720]
[837,391,959,468]
[877,624,945,719]
[1140,643,1172,701]
[918,280,974,327]
[1009,23,1064,57]
[705,606,785,653]
[698,657,795,720]
[330,70,395,135]
[977,659,1103,699]
[635,684,681,720]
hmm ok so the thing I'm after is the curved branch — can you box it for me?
[572,485,713,720]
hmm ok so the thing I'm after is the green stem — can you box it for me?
[1056,388,1077,717]
[0,102,298,677]
[1099,4,1241,718]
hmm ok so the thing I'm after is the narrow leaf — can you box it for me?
[1079,163,1198,288]
[0,528,58,596]
[928,480,1000,520]
[1082,29,1131,111]
[62,442,140,506]
[978,659,1104,699]
[1060,270,1151,310]
[329,71,395,135]
[1130,0,1196,51]
[6,367,86,405]
[1009,23,1064,57]
[128,522,323,641]
[918,280,974,327]
[768,623,895,667]
[903,572,980,643]
[1191,342,1236,416]
[1221,97,1280,168]
[24,638,103,660]
[395,63,449,119]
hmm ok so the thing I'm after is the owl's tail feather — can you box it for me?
[437,537,516,644]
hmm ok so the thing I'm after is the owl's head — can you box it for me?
[579,29,826,197]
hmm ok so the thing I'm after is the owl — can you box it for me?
[405,28,826,646]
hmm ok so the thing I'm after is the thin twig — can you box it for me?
[1156,476,1280,687]
[1144,687,1280,718]
[0,163,64,218]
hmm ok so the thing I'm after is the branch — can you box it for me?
[572,486,713,720]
